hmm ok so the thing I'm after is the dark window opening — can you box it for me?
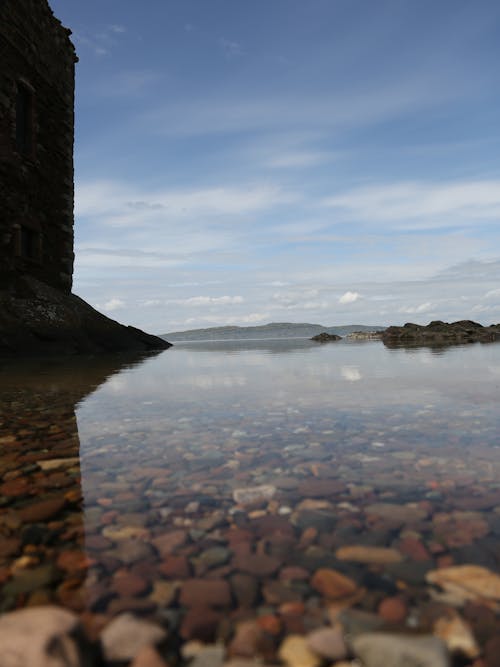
[16,83,34,156]
[18,226,41,262]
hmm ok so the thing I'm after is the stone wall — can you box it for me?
[0,0,77,292]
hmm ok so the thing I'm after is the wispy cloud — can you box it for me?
[220,38,244,58]
[266,151,336,169]
[171,296,244,307]
[73,24,127,57]
[323,179,500,230]
[143,76,457,138]
[76,180,297,226]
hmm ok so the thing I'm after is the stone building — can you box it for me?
[0,0,77,292]
[0,0,170,355]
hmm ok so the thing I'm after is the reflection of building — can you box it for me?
[0,352,156,612]
[0,0,77,291]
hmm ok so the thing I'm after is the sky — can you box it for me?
[49,0,500,334]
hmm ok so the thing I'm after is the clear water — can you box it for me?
[1,339,499,623]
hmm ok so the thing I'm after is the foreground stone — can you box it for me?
[0,606,88,667]
[426,565,500,603]
[100,613,167,662]
[351,633,450,667]
[335,545,403,564]
[0,276,170,357]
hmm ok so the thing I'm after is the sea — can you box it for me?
[0,338,499,654]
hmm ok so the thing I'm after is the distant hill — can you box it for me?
[160,322,386,342]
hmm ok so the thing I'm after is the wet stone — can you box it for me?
[3,564,58,596]
[180,578,232,607]
[101,613,167,662]
[17,497,66,523]
[311,568,358,600]
[233,553,281,577]
[306,625,348,660]
[180,607,223,641]
[351,633,449,667]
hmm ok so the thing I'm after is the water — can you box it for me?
[0,339,499,647]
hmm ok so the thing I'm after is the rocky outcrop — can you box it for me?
[346,331,384,340]
[382,320,500,348]
[0,276,171,357]
[311,332,342,343]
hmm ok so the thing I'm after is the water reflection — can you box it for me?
[0,342,499,636]
[0,351,163,613]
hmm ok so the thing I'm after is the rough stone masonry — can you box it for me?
[0,0,170,355]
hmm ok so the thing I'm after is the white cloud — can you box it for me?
[398,302,434,314]
[339,291,361,304]
[76,180,296,226]
[180,312,269,327]
[99,298,126,312]
[323,179,500,230]
[266,151,335,168]
[177,295,244,306]
[483,288,500,300]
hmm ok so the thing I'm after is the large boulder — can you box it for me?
[0,276,171,357]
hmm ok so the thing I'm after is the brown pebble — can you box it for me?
[180,606,223,641]
[159,555,190,579]
[18,497,66,523]
[131,645,170,667]
[378,596,408,623]
[233,553,281,577]
[180,578,231,607]
[311,568,358,600]
[112,571,149,597]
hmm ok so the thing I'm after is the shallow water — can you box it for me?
[1,340,499,649]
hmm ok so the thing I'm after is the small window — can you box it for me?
[16,225,41,262]
[16,83,35,157]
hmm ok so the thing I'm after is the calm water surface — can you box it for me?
[1,339,499,637]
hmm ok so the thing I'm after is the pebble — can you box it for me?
[100,613,167,662]
[311,568,358,600]
[377,597,408,624]
[233,485,276,505]
[351,633,449,667]
[335,545,403,564]
[426,565,500,602]
[189,645,225,667]
[180,579,232,607]
[18,497,66,522]
[229,620,264,657]
[364,503,428,523]
[0,606,84,667]
[279,635,321,667]
[130,645,170,667]
[306,625,348,660]
[433,610,480,658]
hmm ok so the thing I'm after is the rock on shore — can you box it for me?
[0,276,171,356]
[310,332,342,343]
[382,320,500,347]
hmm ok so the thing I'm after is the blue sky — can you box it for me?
[50,0,500,333]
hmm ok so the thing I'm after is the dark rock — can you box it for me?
[0,276,171,358]
[382,319,500,349]
[310,332,342,342]
[180,607,223,641]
